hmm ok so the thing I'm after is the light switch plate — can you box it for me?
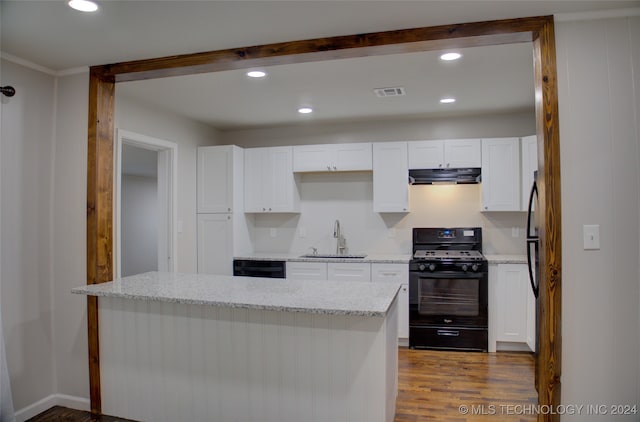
[583,224,600,250]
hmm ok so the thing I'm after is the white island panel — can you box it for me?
[98,296,398,422]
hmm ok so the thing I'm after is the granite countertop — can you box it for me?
[485,254,528,264]
[234,253,411,264]
[72,271,400,317]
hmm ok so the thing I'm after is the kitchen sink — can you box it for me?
[299,254,367,259]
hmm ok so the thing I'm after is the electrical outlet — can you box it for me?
[270,228,277,238]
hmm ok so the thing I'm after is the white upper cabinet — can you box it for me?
[244,146,300,213]
[520,135,538,211]
[373,142,409,213]
[408,139,481,169]
[481,138,520,211]
[293,143,372,172]
[197,145,243,213]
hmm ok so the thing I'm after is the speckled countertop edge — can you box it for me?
[234,253,412,264]
[72,272,400,317]
[485,254,527,264]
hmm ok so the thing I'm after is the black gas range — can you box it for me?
[409,227,488,352]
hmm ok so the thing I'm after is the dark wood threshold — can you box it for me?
[26,406,136,422]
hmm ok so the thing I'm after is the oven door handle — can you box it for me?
[411,271,486,279]
[437,329,460,337]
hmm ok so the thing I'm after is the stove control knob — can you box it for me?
[461,264,468,272]
[428,264,436,272]
[471,264,479,272]
[418,264,426,271]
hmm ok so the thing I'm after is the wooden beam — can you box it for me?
[532,17,562,422]
[99,17,543,82]
[87,67,115,415]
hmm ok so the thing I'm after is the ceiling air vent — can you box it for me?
[373,87,406,98]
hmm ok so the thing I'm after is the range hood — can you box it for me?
[408,168,481,185]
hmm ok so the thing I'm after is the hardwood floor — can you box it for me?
[395,348,537,421]
[29,349,536,421]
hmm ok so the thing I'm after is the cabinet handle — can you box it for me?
[227,215,231,220]
[333,166,337,170]
[327,165,331,170]
[268,208,272,211]
[438,163,443,168]
[446,163,450,168]
[228,207,231,212]
[262,207,266,211]
[484,206,488,210]
[401,286,407,292]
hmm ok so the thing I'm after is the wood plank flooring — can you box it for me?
[395,348,537,421]
[28,349,536,421]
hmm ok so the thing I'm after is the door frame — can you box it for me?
[86,16,561,421]
[114,129,178,278]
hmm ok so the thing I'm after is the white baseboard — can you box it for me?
[14,394,90,422]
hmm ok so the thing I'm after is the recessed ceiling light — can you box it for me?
[440,98,456,104]
[440,52,462,61]
[298,107,313,114]
[247,70,267,78]
[68,0,99,12]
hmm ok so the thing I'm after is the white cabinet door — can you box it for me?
[286,262,328,280]
[267,147,300,212]
[197,145,237,213]
[398,284,409,339]
[481,138,520,211]
[334,143,372,171]
[243,148,264,213]
[371,263,409,338]
[292,144,333,172]
[293,143,372,172]
[526,277,536,352]
[245,147,300,213]
[495,264,529,343]
[408,140,444,169]
[521,135,538,211]
[327,262,371,282]
[373,142,409,213]
[444,139,482,168]
[197,214,233,275]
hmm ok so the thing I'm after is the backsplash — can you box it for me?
[249,172,526,255]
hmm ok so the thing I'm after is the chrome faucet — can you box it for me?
[333,219,347,255]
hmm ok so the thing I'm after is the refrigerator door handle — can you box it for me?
[526,180,538,240]
[527,239,539,298]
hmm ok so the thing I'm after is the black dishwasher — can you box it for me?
[233,259,286,278]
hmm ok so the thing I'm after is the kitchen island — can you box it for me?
[73,272,400,422]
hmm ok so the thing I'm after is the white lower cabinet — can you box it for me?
[371,263,409,339]
[197,214,233,276]
[490,263,535,352]
[327,262,371,282]
[286,261,328,280]
[286,261,409,340]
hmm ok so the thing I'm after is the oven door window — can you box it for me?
[418,278,479,316]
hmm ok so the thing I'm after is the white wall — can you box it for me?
[121,174,158,277]
[221,110,535,147]
[0,59,56,410]
[222,111,535,256]
[556,15,640,419]
[115,95,221,273]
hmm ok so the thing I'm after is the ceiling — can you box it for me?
[2,1,639,130]
[119,42,536,130]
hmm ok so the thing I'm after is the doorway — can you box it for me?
[115,129,177,278]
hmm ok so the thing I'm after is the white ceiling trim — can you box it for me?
[555,6,640,22]
[0,51,56,76]
[0,51,89,77]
